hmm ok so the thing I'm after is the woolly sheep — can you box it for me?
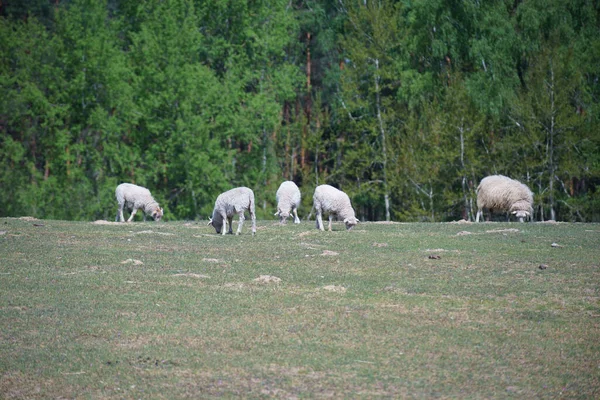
[208,187,256,235]
[274,181,301,224]
[313,184,359,231]
[475,175,534,222]
[115,183,163,223]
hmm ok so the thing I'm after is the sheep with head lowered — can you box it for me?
[208,187,256,235]
[313,184,359,231]
[115,183,163,222]
[274,181,301,224]
[476,175,534,222]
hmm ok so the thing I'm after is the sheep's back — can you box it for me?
[313,185,351,212]
[477,175,533,210]
[116,183,153,203]
[276,181,301,207]
[214,187,255,215]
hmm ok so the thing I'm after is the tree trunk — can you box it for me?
[547,60,556,221]
[301,32,312,172]
[374,58,391,221]
[459,124,472,220]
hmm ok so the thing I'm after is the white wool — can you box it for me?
[209,187,256,235]
[115,183,163,222]
[313,184,359,231]
[275,181,301,224]
[476,175,534,222]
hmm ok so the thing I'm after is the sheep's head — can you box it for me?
[343,217,359,230]
[512,210,530,222]
[208,216,223,233]
[152,207,164,222]
[275,208,291,224]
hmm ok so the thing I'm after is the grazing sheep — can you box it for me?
[274,181,301,224]
[313,184,359,231]
[476,175,534,222]
[115,183,163,223]
[208,187,256,235]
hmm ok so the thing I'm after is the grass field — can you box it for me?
[1,217,599,398]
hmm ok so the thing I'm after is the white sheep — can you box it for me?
[208,187,256,235]
[313,184,359,231]
[115,183,163,222]
[274,181,301,224]
[475,175,534,222]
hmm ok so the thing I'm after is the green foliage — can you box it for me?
[0,0,598,221]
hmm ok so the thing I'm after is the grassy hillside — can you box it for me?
[1,218,599,398]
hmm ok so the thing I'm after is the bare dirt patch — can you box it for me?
[372,242,388,247]
[253,275,282,284]
[202,258,220,263]
[18,216,39,221]
[121,259,144,265]
[134,230,174,236]
[91,220,120,225]
[456,231,473,236]
[322,285,346,293]
[485,228,519,234]
[172,273,210,279]
[456,228,519,236]
[321,250,339,256]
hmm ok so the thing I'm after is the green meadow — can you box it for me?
[1,217,599,398]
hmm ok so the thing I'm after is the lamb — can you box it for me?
[208,187,256,235]
[115,183,164,222]
[475,175,534,222]
[274,181,301,224]
[313,184,359,231]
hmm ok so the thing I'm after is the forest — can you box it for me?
[1,0,599,222]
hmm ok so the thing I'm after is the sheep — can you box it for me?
[208,187,256,235]
[475,175,534,222]
[313,184,359,231]
[115,183,163,222]
[274,181,301,224]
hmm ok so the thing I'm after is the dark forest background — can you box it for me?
[1,0,599,221]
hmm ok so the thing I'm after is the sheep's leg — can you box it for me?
[293,207,300,224]
[250,209,256,236]
[221,212,228,235]
[316,210,324,231]
[328,215,333,231]
[475,209,482,222]
[116,203,125,222]
[127,207,138,222]
[143,213,147,222]
[236,211,245,235]
[226,215,233,235]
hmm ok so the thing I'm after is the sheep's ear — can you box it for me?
[511,211,517,215]
[207,217,213,226]
[274,211,279,216]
